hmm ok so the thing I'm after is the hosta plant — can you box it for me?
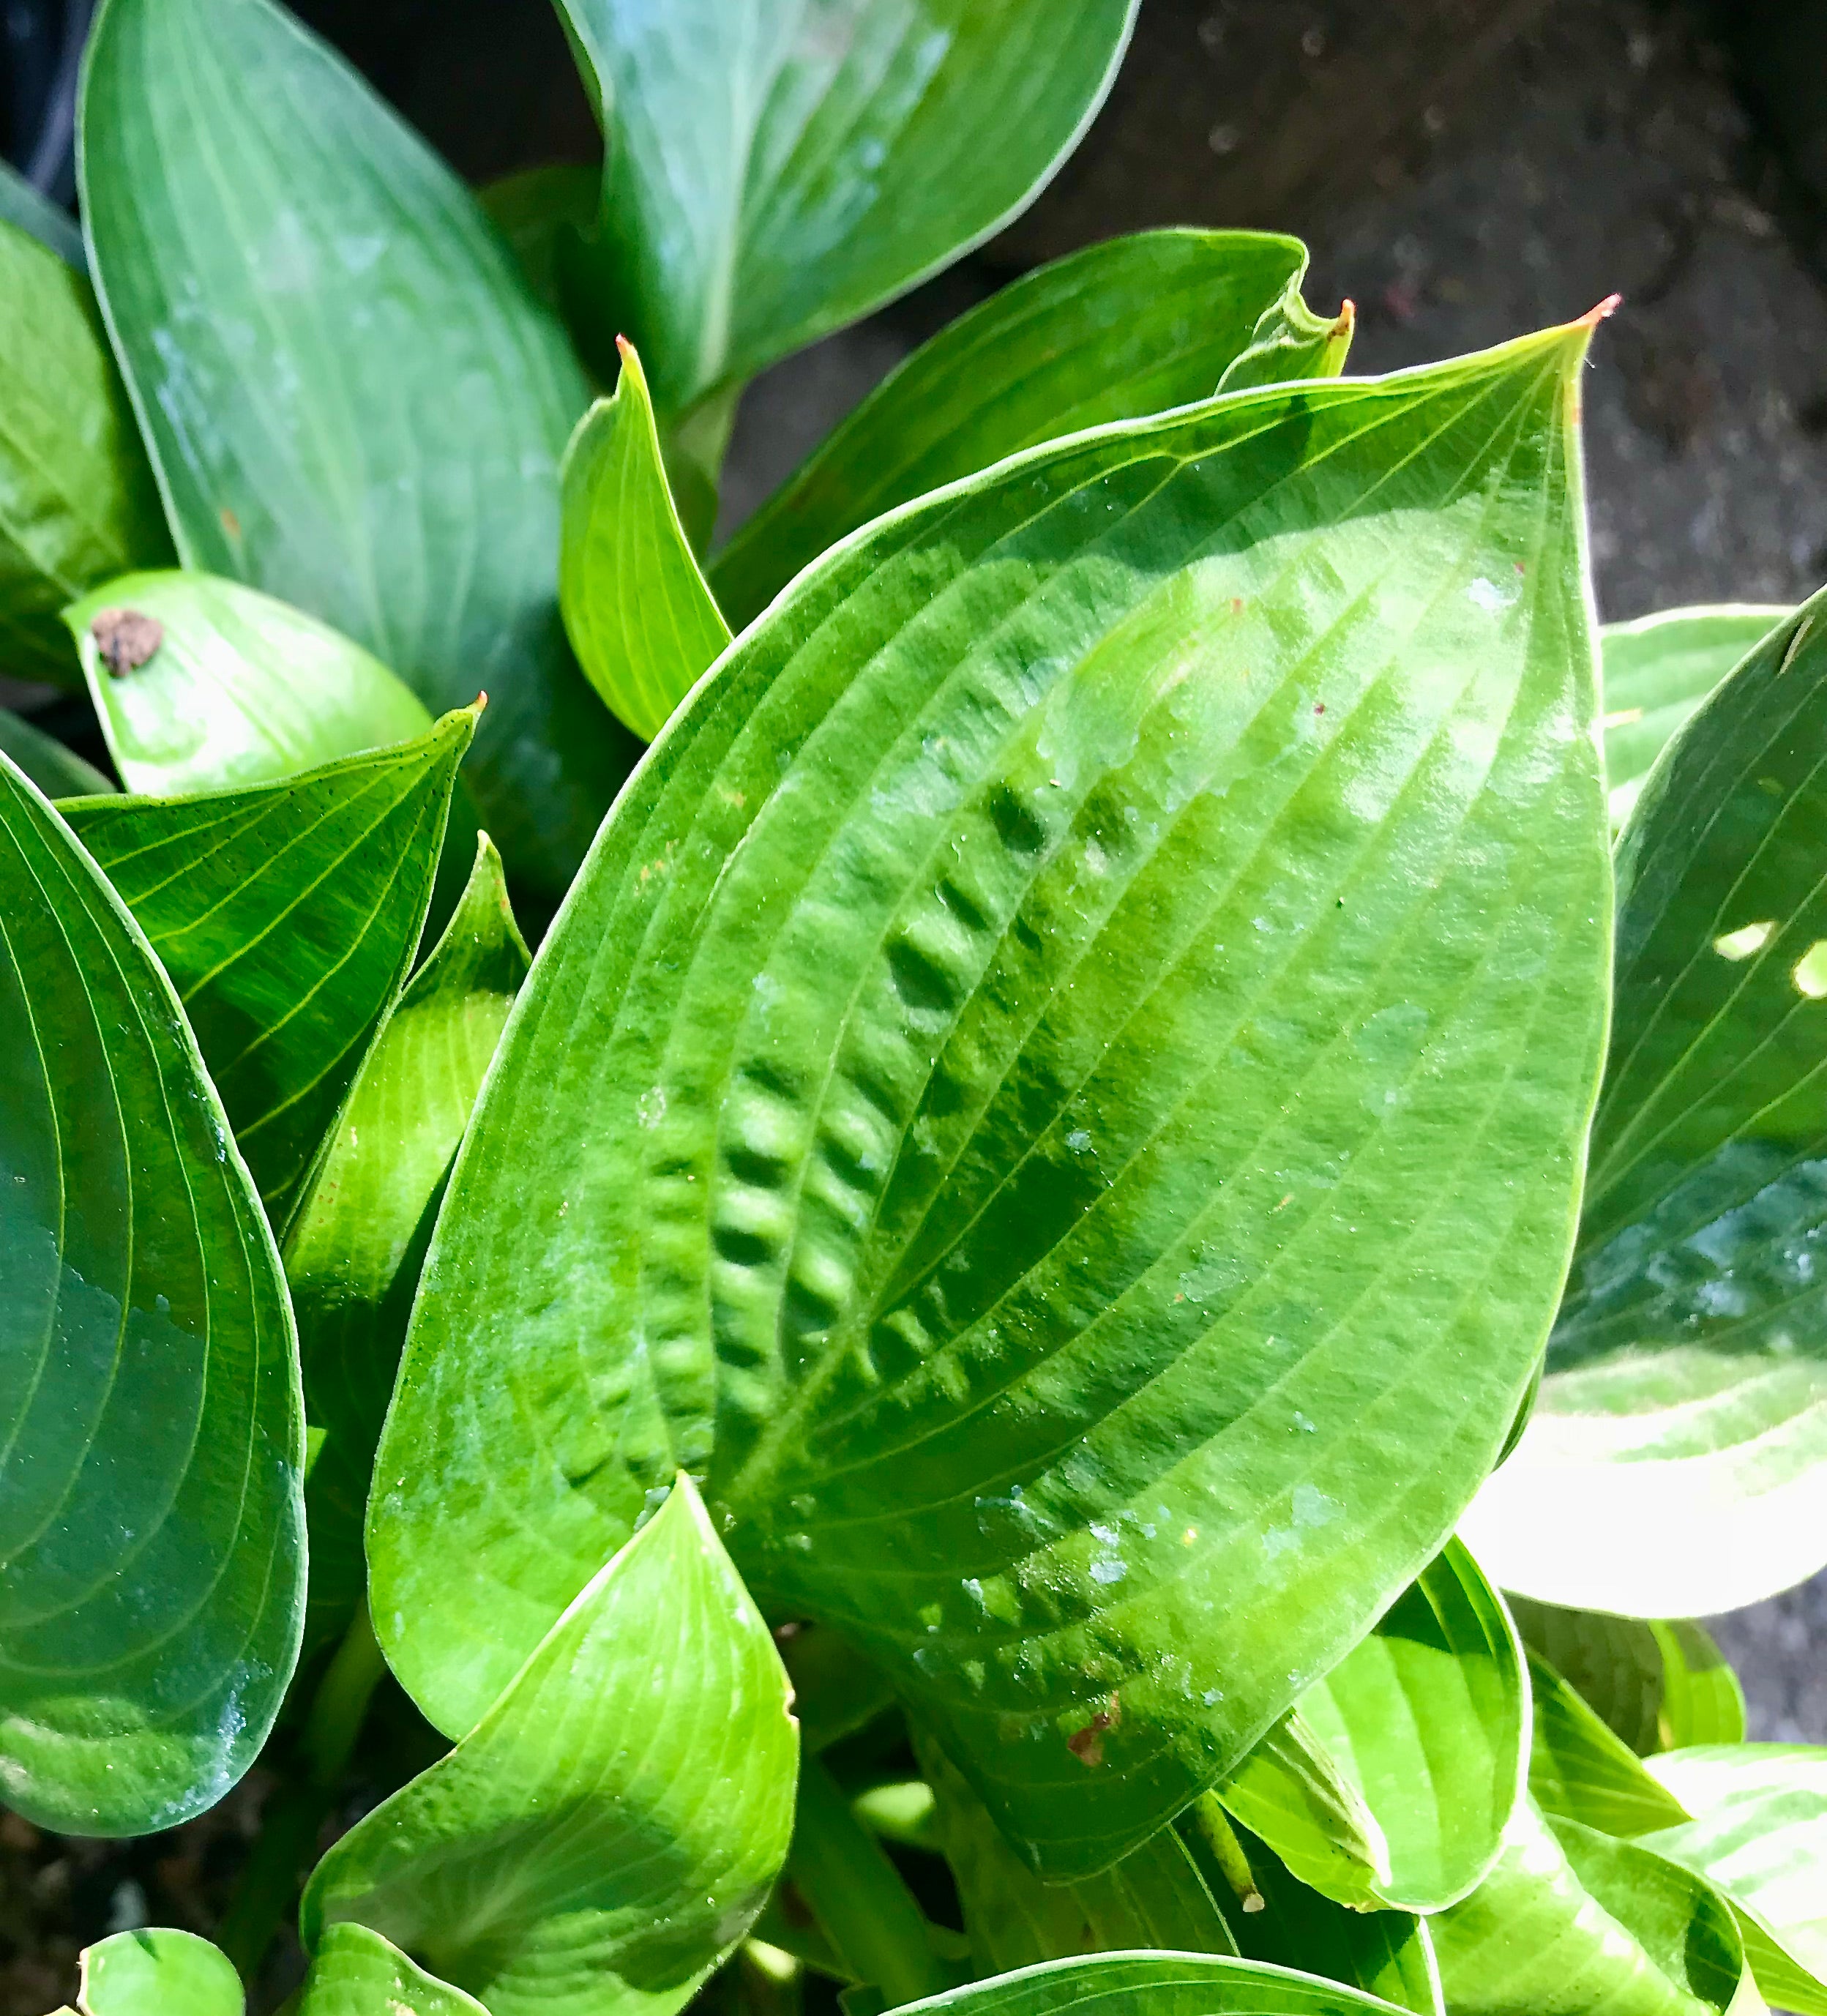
[3,2,1826,2015]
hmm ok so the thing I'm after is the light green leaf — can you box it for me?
[307,1474,797,2016]
[369,324,1610,1875]
[1643,1744,1827,2016]
[0,754,303,1834]
[552,0,1140,418]
[0,216,171,687]
[709,231,1347,631]
[285,830,528,1649]
[1430,1802,1744,2016]
[878,1954,1410,2016]
[1601,606,1790,831]
[1219,1542,1524,1911]
[1526,1651,1690,1840]
[64,571,433,798]
[0,708,113,799]
[295,1923,487,2016]
[1510,1599,1744,1754]
[853,1777,940,1848]
[60,708,474,1228]
[78,0,638,896]
[1214,293,1356,397]
[0,162,85,269]
[559,340,732,742]
[1462,586,1827,1614]
[478,165,599,312]
[78,1929,242,2015]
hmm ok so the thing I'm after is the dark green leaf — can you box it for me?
[1525,1651,1689,1840]
[0,707,113,799]
[1510,1599,1744,1754]
[286,830,528,1652]
[307,1474,796,2016]
[61,708,474,1228]
[878,1955,1408,2016]
[1462,586,1827,1613]
[0,754,302,1833]
[552,0,1140,418]
[79,0,637,895]
[559,340,731,741]
[478,164,599,313]
[369,324,1610,1875]
[709,231,1347,632]
[0,161,85,269]
[0,216,171,687]
[77,1929,242,2015]
[296,1923,487,2016]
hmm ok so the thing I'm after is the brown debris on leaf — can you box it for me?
[89,608,164,678]
[1066,1692,1121,1769]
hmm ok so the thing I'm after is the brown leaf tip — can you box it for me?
[1577,293,1623,329]
[90,608,164,678]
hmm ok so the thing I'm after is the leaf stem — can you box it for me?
[1188,1793,1266,1914]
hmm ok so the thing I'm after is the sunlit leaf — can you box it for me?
[878,1954,1411,2016]
[77,1929,242,2015]
[295,1923,487,2016]
[1526,1651,1689,1840]
[0,706,113,799]
[1509,1599,1744,1754]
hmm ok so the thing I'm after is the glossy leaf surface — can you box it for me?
[296,1924,487,2016]
[80,0,636,894]
[559,340,731,741]
[0,708,113,799]
[61,709,474,1228]
[881,1955,1407,2016]
[1462,588,1827,1613]
[554,0,1138,416]
[0,217,171,687]
[372,326,1610,1875]
[1526,1653,1689,1840]
[0,756,303,1833]
[78,1929,242,2015]
[311,1476,796,2016]
[66,572,433,799]
[710,231,1345,630]
[1510,1600,1744,1754]
[286,833,528,1646]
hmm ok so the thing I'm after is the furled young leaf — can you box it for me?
[1430,1802,1744,2016]
[77,1929,242,2015]
[478,165,599,311]
[370,323,1610,1876]
[1601,605,1790,830]
[296,1924,487,2016]
[1462,586,1827,1614]
[559,341,732,742]
[1641,1744,1827,2016]
[0,217,171,687]
[60,709,474,1228]
[0,161,85,269]
[709,231,1348,631]
[309,1475,796,2016]
[286,832,528,1646]
[553,0,1140,418]
[64,572,433,799]
[0,755,303,1834]
[79,0,637,896]
[1526,1654,1689,1841]
[0,707,113,799]
[1219,1542,1524,1911]
[878,1954,1411,2016]
[1509,1600,1744,1755]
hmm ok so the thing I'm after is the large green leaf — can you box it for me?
[296,1924,487,2016]
[60,709,474,1229]
[78,0,637,895]
[0,708,113,799]
[552,0,1139,418]
[559,341,731,742]
[1217,1542,1524,1911]
[1462,586,1827,1613]
[77,1929,242,2015]
[0,755,303,1834]
[0,216,171,687]
[286,832,528,1646]
[1429,1802,1744,2016]
[1509,1599,1744,1754]
[878,1955,1408,2016]
[64,572,433,799]
[709,231,1348,631]
[1643,1744,1827,2016]
[307,1474,796,2016]
[368,324,1610,1875]
[1526,1651,1689,1840]
[1601,606,1790,831]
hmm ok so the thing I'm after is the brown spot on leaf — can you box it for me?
[90,608,164,677]
[220,506,242,540]
[1068,1693,1121,1768]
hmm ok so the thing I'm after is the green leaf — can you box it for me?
[1509,1599,1744,1754]
[295,1923,487,2016]
[0,707,113,799]
[709,231,1347,632]
[0,162,85,269]
[1601,606,1790,831]
[285,830,528,1652]
[1429,1802,1744,2016]
[877,1954,1410,2016]
[551,0,1140,417]
[78,0,637,897]
[1643,1744,1827,2016]
[77,1929,242,2015]
[0,754,303,1834]
[369,323,1611,1875]
[1526,1651,1690,1840]
[1462,586,1827,1613]
[307,1474,797,2016]
[60,708,474,1228]
[478,165,599,312]
[64,571,434,798]
[0,217,172,688]
[1219,1541,1524,1911]
[559,340,732,742]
